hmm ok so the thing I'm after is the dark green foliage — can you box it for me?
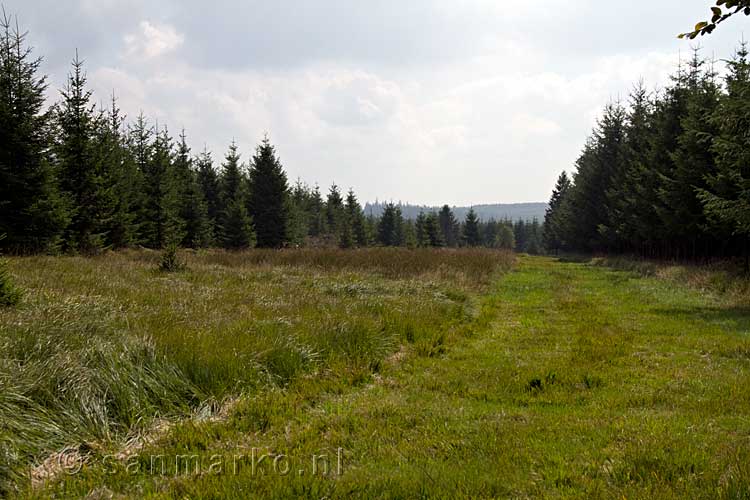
[96,95,141,248]
[326,183,345,238]
[195,149,220,244]
[698,43,750,265]
[55,53,105,253]
[416,211,444,247]
[543,171,572,252]
[462,208,481,247]
[549,44,750,261]
[344,188,368,247]
[218,142,254,249]
[159,243,186,272]
[0,235,20,305]
[0,13,67,253]
[173,132,211,248]
[377,203,404,247]
[247,137,288,248]
[438,205,459,247]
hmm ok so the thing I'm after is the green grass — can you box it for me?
[0,248,512,496]
[6,252,750,498]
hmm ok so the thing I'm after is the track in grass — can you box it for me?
[28,255,750,498]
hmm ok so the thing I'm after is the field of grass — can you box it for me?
[5,252,750,498]
[0,248,512,496]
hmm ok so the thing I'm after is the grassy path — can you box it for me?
[44,256,750,498]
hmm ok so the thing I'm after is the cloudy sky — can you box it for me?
[5,1,748,205]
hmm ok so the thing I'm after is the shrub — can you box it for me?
[0,235,21,306]
[159,244,187,273]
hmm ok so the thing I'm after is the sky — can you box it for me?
[4,1,748,205]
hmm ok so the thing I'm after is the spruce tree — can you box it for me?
[658,49,720,259]
[377,203,403,246]
[325,183,345,237]
[195,149,220,244]
[308,184,326,237]
[56,53,104,252]
[247,136,288,248]
[415,211,429,247]
[140,126,182,247]
[218,142,254,249]
[543,171,572,252]
[0,13,67,253]
[173,131,211,247]
[344,188,368,247]
[438,205,459,247]
[286,179,312,246]
[698,42,750,266]
[463,208,481,246]
[128,113,153,245]
[95,95,140,248]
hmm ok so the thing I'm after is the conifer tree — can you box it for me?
[698,42,750,267]
[325,183,345,237]
[0,13,67,252]
[95,95,140,248]
[173,131,210,247]
[377,203,403,246]
[139,126,182,247]
[659,50,720,259]
[415,211,429,247]
[543,171,572,252]
[55,53,104,252]
[286,178,311,246]
[247,136,288,248]
[308,184,326,237]
[344,188,368,247]
[438,205,459,247]
[127,113,152,245]
[195,149,220,243]
[218,142,254,249]
[463,208,481,246]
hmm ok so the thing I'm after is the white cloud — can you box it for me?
[124,21,184,60]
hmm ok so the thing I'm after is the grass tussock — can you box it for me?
[594,256,750,304]
[0,257,21,306]
[0,247,513,493]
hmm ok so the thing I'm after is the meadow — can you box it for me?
[0,248,513,495]
[4,251,750,498]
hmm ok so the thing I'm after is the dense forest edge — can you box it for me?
[543,41,750,269]
[0,12,542,259]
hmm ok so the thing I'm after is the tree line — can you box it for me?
[1,14,539,254]
[544,43,750,263]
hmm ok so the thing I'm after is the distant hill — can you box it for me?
[363,202,547,222]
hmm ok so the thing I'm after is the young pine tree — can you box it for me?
[0,13,67,253]
[247,136,288,248]
[219,142,254,249]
